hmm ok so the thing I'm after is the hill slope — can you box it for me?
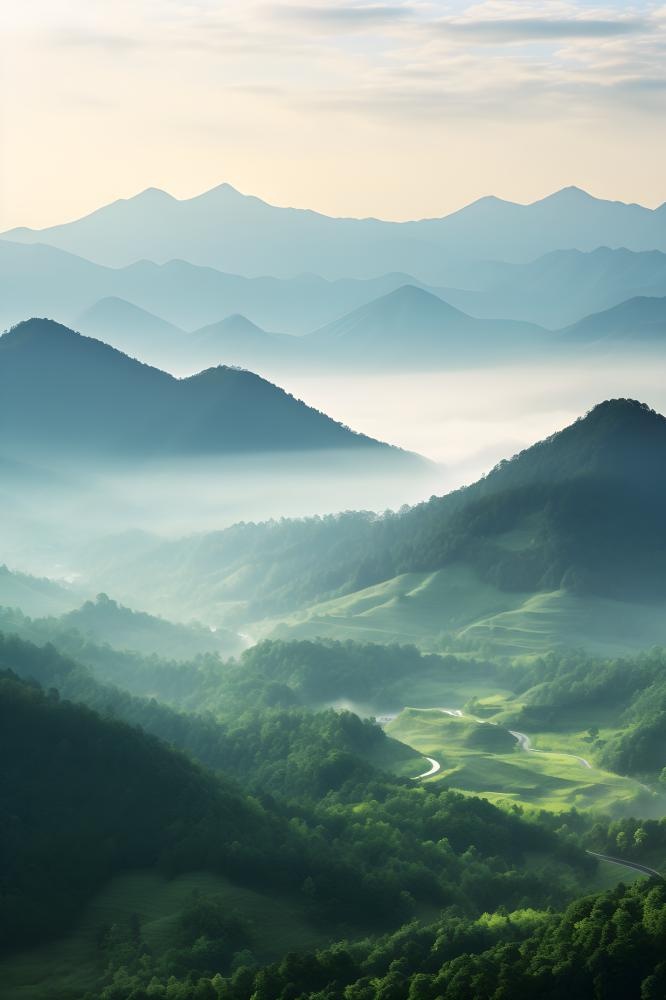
[0,666,270,952]
[0,319,417,462]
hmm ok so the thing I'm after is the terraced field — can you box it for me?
[264,564,666,658]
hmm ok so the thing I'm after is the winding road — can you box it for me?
[415,757,441,779]
[586,851,663,880]
[413,707,593,780]
[508,728,592,769]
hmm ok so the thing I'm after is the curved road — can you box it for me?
[586,850,663,880]
[416,756,441,779]
[509,728,592,769]
[414,707,592,780]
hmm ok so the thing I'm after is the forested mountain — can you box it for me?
[0,565,81,617]
[4,184,666,279]
[0,668,275,952]
[60,593,243,659]
[82,399,666,630]
[0,637,585,961]
[0,319,417,462]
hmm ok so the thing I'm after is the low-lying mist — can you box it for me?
[272,354,666,471]
[4,351,666,611]
[0,449,443,583]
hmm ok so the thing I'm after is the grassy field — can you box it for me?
[387,708,660,816]
[0,870,335,1000]
[262,564,666,659]
[264,565,529,648]
[460,589,666,657]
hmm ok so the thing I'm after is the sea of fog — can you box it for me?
[4,355,666,586]
[274,358,666,479]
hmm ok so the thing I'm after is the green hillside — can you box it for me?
[83,399,666,652]
[265,566,666,658]
[387,708,659,816]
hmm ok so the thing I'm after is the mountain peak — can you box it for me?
[131,187,175,204]
[2,317,81,346]
[538,185,596,206]
[581,397,666,429]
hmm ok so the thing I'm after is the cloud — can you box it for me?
[272,3,414,31]
[48,29,141,52]
[437,16,647,43]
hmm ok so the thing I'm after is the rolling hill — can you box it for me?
[0,318,419,462]
[4,183,666,281]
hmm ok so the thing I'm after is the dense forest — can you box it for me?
[1,642,598,967]
[85,880,666,1000]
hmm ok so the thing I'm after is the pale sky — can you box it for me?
[2,1,666,230]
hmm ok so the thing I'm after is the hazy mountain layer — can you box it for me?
[4,183,666,280]
[0,238,421,334]
[561,295,666,346]
[0,318,419,462]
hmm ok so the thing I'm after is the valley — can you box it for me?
[2,169,666,999]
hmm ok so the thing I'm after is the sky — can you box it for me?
[2,1,666,229]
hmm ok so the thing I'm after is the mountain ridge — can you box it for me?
[6,184,666,279]
[0,318,420,462]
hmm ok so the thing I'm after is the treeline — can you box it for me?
[0,610,499,715]
[86,880,666,1000]
[508,647,666,779]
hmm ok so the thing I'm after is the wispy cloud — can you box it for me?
[270,2,415,31]
[438,16,646,43]
[49,29,141,52]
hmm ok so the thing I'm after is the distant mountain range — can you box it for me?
[80,284,666,374]
[4,234,666,351]
[0,319,420,463]
[561,295,666,346]
[4,183,666,282]
[442,247,666,328]
[0,238,419,334]
[308,284,546,365]
[73,285,549,372]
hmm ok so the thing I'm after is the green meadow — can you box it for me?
[387,707,660,815]
[264,564,666,659]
